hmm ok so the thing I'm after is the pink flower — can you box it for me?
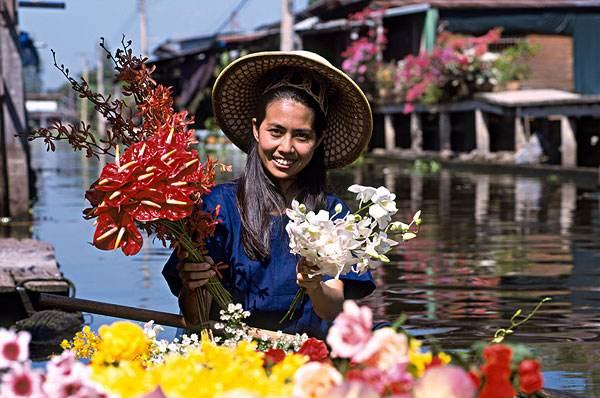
[353,328,408,369]
[358,64,368,75]
[346,367,387,394]
[0,363,43,397]
[0,329,30,367]
[413,365,477,398]
[44,351,108,398]
[327,301,372,360]
[326,381,379,398]
[386,362,414,394]
[293,362,343,398]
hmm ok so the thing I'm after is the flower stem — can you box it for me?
[160,219,233,327]
[279,288,304,323]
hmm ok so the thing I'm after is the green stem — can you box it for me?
[279,288,304,323]
[161,219,232,312]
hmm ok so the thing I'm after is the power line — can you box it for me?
[212,0,250,35]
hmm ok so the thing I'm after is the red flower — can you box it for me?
[479,344,515,398]
[518,359,543,394]
[298,338,329,362]
[263,348,286,366]
[86,112,218,255]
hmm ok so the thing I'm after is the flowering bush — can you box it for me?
[340,6,390,100]
[0,300,546,398]
[396,28,503,113]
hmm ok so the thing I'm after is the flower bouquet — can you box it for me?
[0,298,548,398]
[282,184,421,321]
[29,38,231,327]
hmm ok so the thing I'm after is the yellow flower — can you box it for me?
[408,338,452,377]
[94,321,150,364]
[60,325,100,359]
[91,360,157,398]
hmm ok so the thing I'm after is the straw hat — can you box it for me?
[211,51,372,169]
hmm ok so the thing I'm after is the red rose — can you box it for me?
[519,359,543,394]
[298,338,329,362]
[263,348,286,366]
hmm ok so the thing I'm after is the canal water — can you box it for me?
[23,141,600,396]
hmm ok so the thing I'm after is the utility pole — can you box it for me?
[96,48,106,138]
[280,0,294,51]
[138,0,148,57]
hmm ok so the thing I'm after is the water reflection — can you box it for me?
[23,142,600,396]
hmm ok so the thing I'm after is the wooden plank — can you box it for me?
[0,269,15,293]
[0,238,68,293]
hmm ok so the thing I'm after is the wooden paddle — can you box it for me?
[34,292,290,340]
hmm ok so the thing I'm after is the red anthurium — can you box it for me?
[93,210,143,255]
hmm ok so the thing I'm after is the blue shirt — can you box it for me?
[162,181,375,339]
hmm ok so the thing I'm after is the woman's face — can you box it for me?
[252,98,322,188]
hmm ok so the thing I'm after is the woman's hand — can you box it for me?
[296,258,323,291]
[177,255,216,290]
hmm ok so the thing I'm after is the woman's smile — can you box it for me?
[252,98,320,190]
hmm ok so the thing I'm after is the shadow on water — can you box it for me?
[19,142,600,397]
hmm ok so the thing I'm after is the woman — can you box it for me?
[162,51,374,339]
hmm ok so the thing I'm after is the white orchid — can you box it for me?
[283,186,421,322]
[348,184,377,204]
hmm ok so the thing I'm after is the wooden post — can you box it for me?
[410,112,423,152]
[475,108,490,154]
[439,110,451,153]
[514,115,527,151]
[384,114,396,151]
[560,116,577,168]
[0,1,30,218]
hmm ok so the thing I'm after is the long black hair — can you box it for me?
[236,85,328,262]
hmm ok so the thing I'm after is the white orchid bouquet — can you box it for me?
[282,184,421,321]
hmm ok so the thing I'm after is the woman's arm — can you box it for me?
[297,258,344,321]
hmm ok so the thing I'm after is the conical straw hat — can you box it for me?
[212,50,372,169]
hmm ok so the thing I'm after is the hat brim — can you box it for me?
[212,51,372,169]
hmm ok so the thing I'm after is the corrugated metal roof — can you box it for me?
[377,0,600,8]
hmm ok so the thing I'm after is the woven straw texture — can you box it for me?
[212,51,372,169]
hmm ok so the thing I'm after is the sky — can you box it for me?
[19,0,309,90]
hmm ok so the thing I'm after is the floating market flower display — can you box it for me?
[0,300,546,398]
